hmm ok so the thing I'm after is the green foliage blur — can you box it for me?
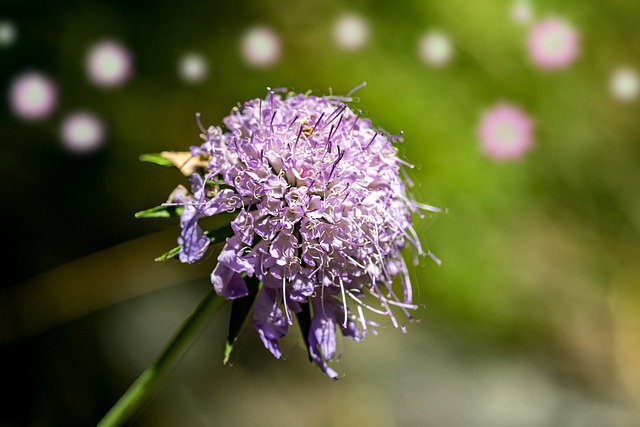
[4,0,640,426]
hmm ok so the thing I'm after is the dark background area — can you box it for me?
[3,0,640,426]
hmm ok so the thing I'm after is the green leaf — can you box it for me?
[135,204,184,219]
[205,223,236,243]
[139,153,175,167]
[294,302,312,362]
[224,276,260,365]
[154,245,182,262]
[140,151,210,176]
[154,224,235,262]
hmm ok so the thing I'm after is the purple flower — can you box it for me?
[166,85,442,377]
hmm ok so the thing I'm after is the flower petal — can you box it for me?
[211,263,248,299]
[217,235,255,275]
[252,287,288,358]
[308,298,339,378]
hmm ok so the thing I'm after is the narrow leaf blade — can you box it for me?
[294,302,312,362]
[205,224,235,244]
[154,246,181,262]
[139,153,175,167]
[135,204,184,219]
[224,276,260,365]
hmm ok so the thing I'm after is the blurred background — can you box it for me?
[3,0,640,426]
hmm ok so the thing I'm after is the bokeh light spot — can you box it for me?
[60,111,105,154]
[511,0,534,25]
[86,40,133,87]
[9,71,58,120]
[527,17,579,70]
[478,102,534,160]
[609,67,639,103]
[240,26,281,68]
[0,19,17,47]
[179,52,209,83]
[418,31,454,67]
[333,13,370,51]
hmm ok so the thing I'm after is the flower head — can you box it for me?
[154,85,441,377]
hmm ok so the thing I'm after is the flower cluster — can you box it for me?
[161,86,441,378]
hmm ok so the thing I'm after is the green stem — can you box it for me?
[98,290,225,427]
